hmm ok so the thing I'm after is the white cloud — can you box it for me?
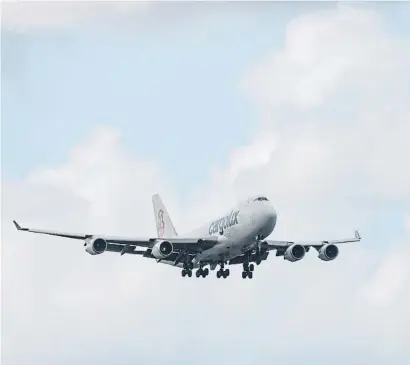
[241,5,409,110]
[360,244,410,307]
[2,4,410,365]
[238,4,410,213]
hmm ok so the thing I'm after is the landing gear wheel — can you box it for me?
[248,271,253,279]
[196,270,201,278]
[242,271,247,279]
[222,269,230,278]
[182,270,186,277]
[204,268,209,276]
[187,270,192,277]
[249,264,254,272]
[217,270,221,279]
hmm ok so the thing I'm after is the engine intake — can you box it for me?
[152,240,173,259]
[318,244,339,261]
[284,244,305,262]
[85,237,107,255]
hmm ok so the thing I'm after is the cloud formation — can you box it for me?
[2,4,410,365]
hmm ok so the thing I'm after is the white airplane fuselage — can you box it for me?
[161,197,277,268]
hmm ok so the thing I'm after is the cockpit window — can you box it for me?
[254,196,269,202]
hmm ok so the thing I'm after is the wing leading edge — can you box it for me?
[12,220,219,253]
[261,230,361,251]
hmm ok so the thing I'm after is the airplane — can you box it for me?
[13,194,361,279]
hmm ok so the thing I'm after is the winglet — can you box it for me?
[13,220,22,230]
[13,220,28,231]
[355,230,361,240]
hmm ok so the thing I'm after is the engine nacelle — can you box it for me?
[318,244,339,261]
[85,237,107,255]
[151,240,173,259]
[284,244,306,262]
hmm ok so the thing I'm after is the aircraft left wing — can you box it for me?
[12,220,219,253]
[261,230,361,251]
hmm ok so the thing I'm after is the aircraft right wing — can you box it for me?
[228,230,361,266]
[261,230,362,251]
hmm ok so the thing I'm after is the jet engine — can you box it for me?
[284,244,306,262]
[318,244,339,261]
[151,240,174,259]
[85,237,108,255]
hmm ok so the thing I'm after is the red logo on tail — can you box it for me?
[157,209,165,237]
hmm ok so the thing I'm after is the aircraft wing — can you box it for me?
[261,230,361,251]
[12,220,219,253]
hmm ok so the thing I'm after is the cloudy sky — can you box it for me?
[2,1,410,365]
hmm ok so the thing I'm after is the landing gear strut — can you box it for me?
[216,262,230,279]
[255,235,263,265]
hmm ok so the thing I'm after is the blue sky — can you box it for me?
[1,2,408,232]
[2,1,340,193]
[2,2,409,193]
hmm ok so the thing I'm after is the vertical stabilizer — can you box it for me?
[152,194,178,238]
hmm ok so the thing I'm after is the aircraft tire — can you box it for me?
[242,271,247,279]
[249,264,254,272]
[248,271,253,279]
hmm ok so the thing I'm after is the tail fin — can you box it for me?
[152,194,178,238]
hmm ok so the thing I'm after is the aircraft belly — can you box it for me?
[159,260,200,269]
[158,213,263,268]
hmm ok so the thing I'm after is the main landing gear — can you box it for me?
[216,262,230,279]
[196,267,209,278]
[182,262,210,278]
[181,261,193,277]
[242,262,254,279]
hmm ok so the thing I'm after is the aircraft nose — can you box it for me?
[265,204,277,227]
